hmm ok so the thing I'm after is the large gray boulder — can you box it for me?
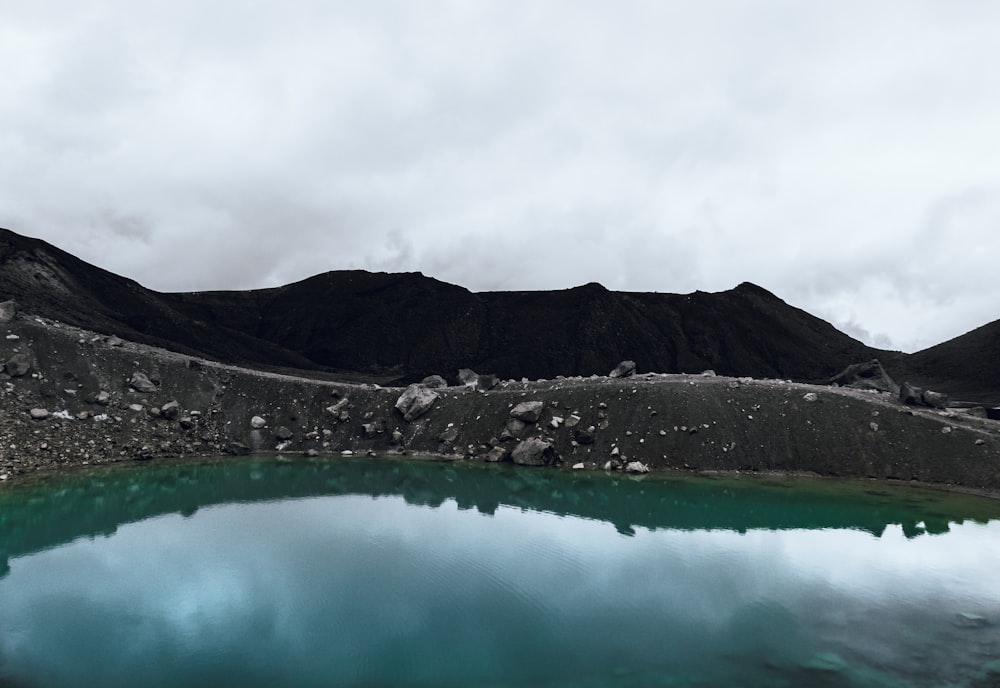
[511,437,558,466]
[395,384,439,422]
[476,374,499,391]
[609,360,637,378]
[921,390,949,409]
[830,359,898,394]
[510,401,544,423]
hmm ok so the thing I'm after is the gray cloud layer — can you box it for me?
[2,1,999,352]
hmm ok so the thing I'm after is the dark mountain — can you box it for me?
[2,226,996,401]
[895,320,1000,405]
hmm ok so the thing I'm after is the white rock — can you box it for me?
[572,462,585,470]
[625,461,650,474]
[803,392,819,402]
[250,415,267,429]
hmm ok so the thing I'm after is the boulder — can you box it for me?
[29,408,49,420]
[625,461,650,474]
[510,401,544,423]
[250,415,267,429]
[511,437,558,466]
[438,426,459,443]
[802,392,819,403]
[899,381,923,406]
[457,368,479,387]
[485,446,510,463]
[420,375,448,389]
[95,390,111,406]
[921,390,949,409]
[160,401,180,420]
[505,418,526,437]
[609,360,637,378]
[4,353,31,378]
[129,372,158,393]
[0,300,16,323]
[395,384,439,422]
[274,426,293,441]
[830,359,898,394]
[573,426,596,445]
[476,374,499,391]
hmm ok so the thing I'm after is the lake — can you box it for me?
[2,456,999,687]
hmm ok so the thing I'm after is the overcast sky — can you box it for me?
[2,1,998,352]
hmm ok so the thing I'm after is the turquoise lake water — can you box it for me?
[1,456,999,687]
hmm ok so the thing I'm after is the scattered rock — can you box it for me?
[941,426,952,434]
[573,426,596,445]
[485,446,510,463]
[830,359,898,394]
[899,381,923,406]
[395,384,439,422]
[274,426,293,441]
[5,353,31,377]
[390,429,405,445]
[549,416,564,429]
[511,437,558,466]
[510,401,544,423]
[437,426,458,443]
[129,372,158,393]
[160,401,180,420]
[922,390,949,409]
[505,418,526,437]
[29,408,49,420]
[701,370,717,377]
[803,392,819,403]
[0,300,17,322]
[625,461,650,474]
[609,360,637,378]
[869,422,878,432]
[420,375,448,389]
[457,368,479,387]
[95,390,111,405]
[106,335,124,347]
[363,422,380,440]
[975,439,986,446]
[250,415,267,429]
[476,374,499,391]
[572,462,585,470]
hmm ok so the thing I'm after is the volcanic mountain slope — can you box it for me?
[2,226,997,401]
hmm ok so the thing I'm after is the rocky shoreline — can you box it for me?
[2,303,999,494]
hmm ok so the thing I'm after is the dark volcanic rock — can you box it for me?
[830,359,898,394]
[900,381,923,406]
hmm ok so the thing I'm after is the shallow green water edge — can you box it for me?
[4,454,1000,574]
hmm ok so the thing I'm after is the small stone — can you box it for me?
[549,416,564,429]
[975,439,986,446]
[572,462,585,470]
[625,461,649,474]
[609,360,637,378]
[420,375,448,389]
[869,422,879,432]
[5,353,31,377]
[95,390,111,405]
[942,426,952,434]
[803,392,818,403]
[325,398,350,417]
[129,404,144,412]
[107,335,124,347]
[0,300,17,322]
[129,372,158,393]
[390,429,405,445]
[485,446,510,463]
[250,415,267,429]
[510,401,545,423]
[701,369,717,377]
[29,408,49,420]
[160,401,180,420]
[274,426,293,441]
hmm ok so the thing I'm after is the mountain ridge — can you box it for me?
[2,227,997,402]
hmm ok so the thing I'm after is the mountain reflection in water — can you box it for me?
[1,456,999,688]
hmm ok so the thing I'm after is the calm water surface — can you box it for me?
[1,456,999,688]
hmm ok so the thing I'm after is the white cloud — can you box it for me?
[1,0,999,351]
